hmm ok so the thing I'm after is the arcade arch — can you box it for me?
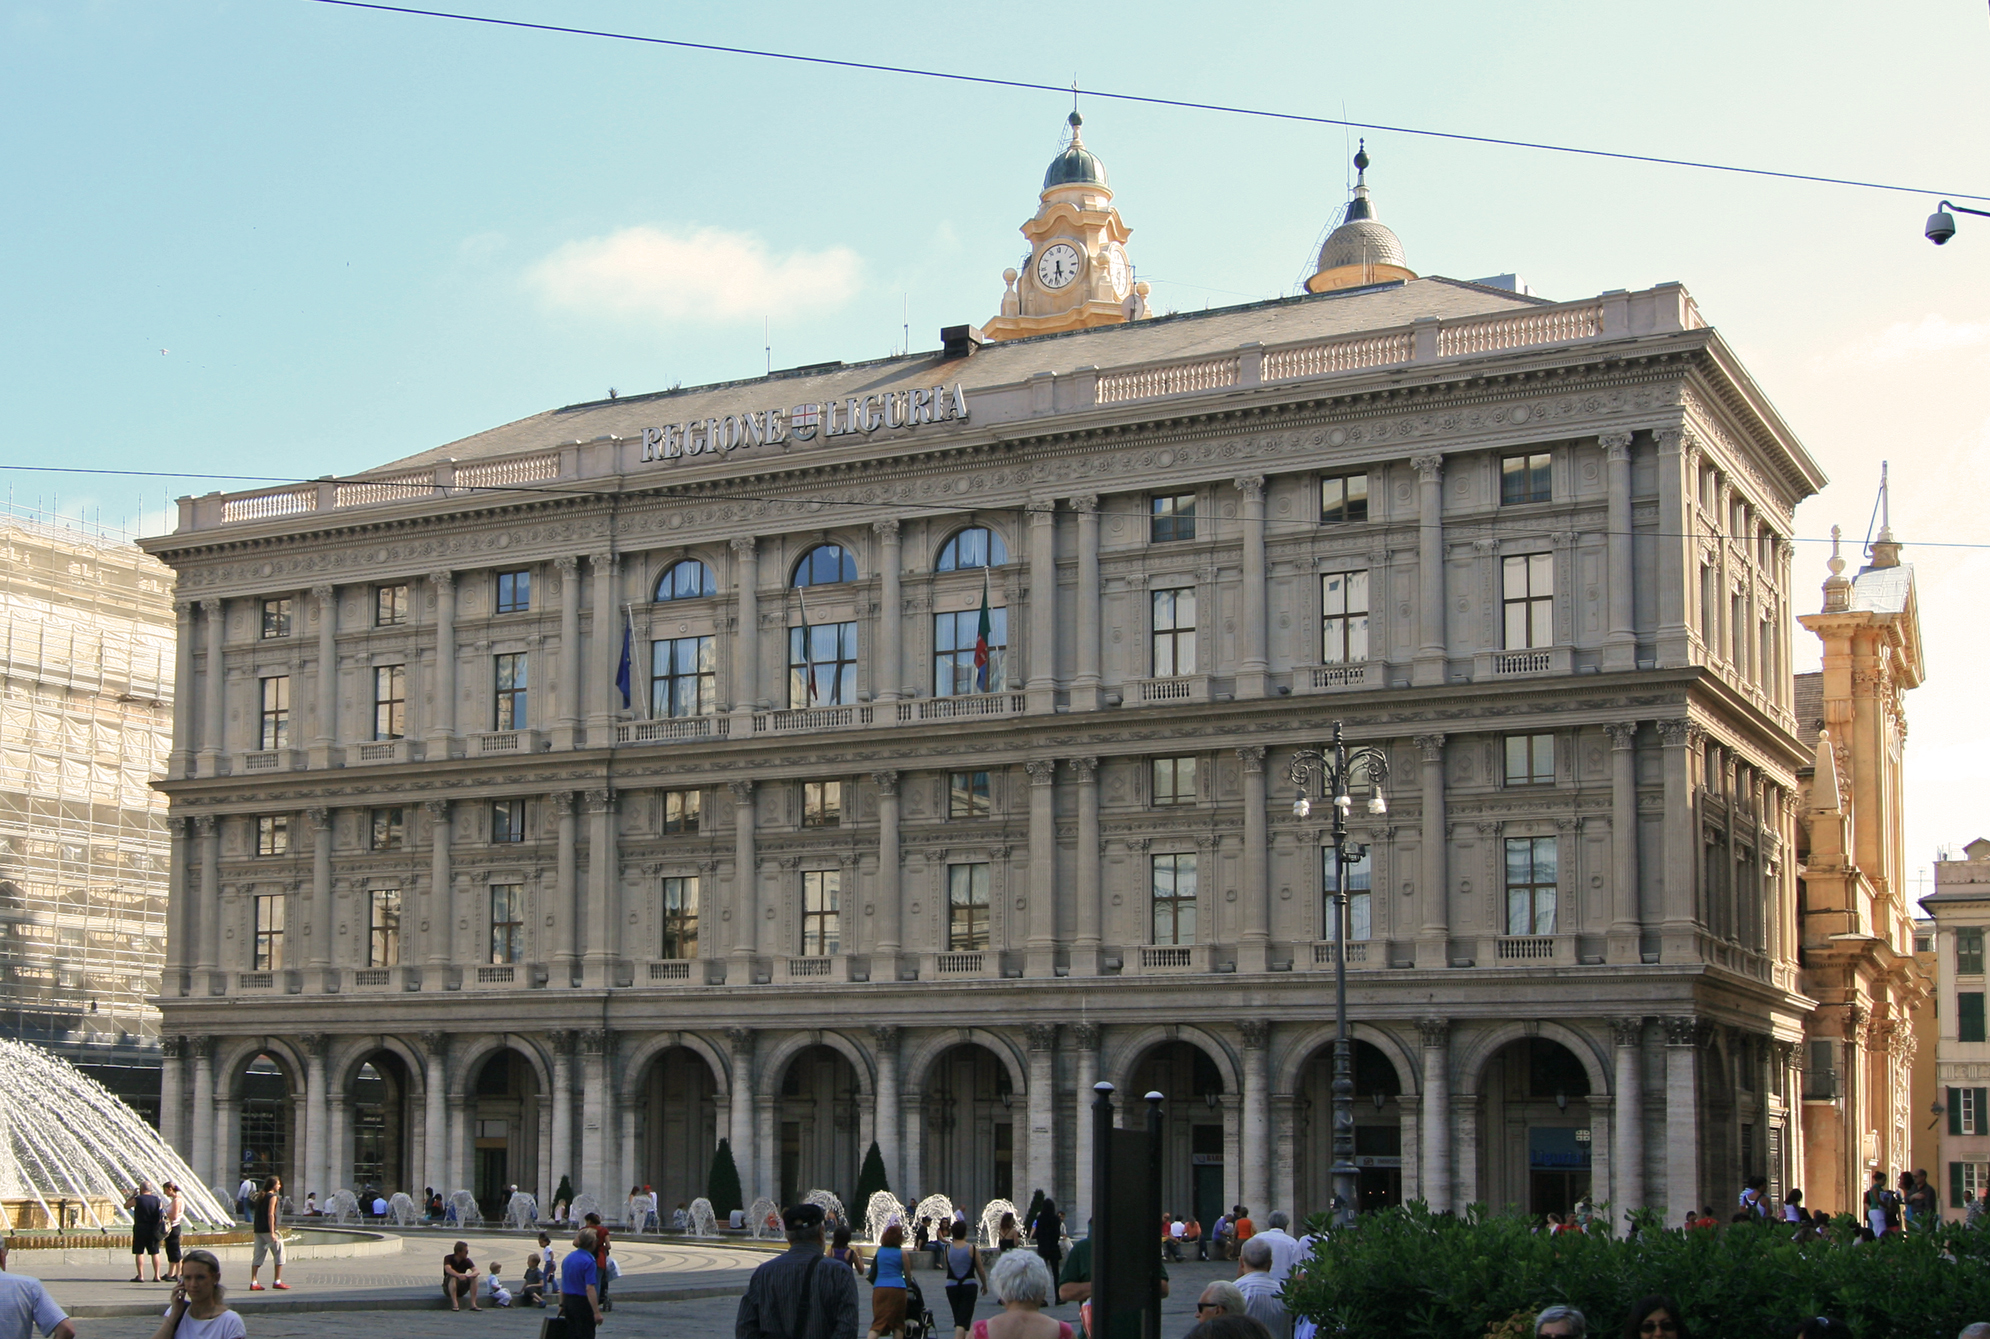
[467,1047,541,1219]
[918,1043,1015,1214]
[774,1045,861,1207]
[1474,1037,1595,1216]
[1126,1040,1229,1235]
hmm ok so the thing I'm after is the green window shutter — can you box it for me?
[1952,1088,1966,1137]
[1979,1090,1990,1136]
[1954,1162,1967,1209]
[1961,993,1988,1044]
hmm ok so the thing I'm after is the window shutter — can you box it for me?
[1978,1089,1990,1136]
[1953,1089,1967,1137]
[1954,1162,1967,1209]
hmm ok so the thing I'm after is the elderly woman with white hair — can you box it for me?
[978,1249,1073,1339]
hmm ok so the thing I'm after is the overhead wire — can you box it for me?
[302,0,1990,203]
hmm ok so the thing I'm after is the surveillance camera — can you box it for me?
[1926,210,1957,245]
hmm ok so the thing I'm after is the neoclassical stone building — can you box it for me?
[145,136,1831,1229]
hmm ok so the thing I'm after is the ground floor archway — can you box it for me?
[235,1052,297,1196]
[469,1047,541,1220]
[639,1046,719,1216]
[917,1043,1014,1216]
[1295,1038,1404,1218]
[1128,1040,1227,1235]
[347,1050,416,1198]
[1476,1037,1593,1216]
[776,1045,860,1207]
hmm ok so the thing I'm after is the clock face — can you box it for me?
[1036,242,1082,290]
[1105,243,1130,298]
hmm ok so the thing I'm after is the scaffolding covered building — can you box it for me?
[0,515,175,1119]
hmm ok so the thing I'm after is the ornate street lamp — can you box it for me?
[1287,720,1390,1231]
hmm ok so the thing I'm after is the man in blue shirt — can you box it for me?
[0,1240,76,1339]
[557,1228,604,1339]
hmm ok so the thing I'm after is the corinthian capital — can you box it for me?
[1232,475,1265,502]
[1411,453,1444,483]
[1598,430,1633,459]
[1413,734,1446,762]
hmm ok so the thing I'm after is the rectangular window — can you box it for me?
[259,675,290,750]
[1326,846,1374,941]
[803,780,842,828]
[949,772,990,820]
[934,607,1008,696]
[493,652,528,730]
[663,789,701,835]
[370,807,405,851]
[1957,1162,1990,1211]
[368,888,402,967]
[1701,565,1719,646]
[260,597,292,639]
[375,584,408,626]
[948,863,991,951]
[1950,1086,1988,1136]
[1959,927,1985,976]
[1504,734,1555,786]
[1803,1038,1838,1100]
[1731,594,1747,668]
[1151,493,1196,543]
[1152,757,1197,806]
[1320,473,1369,524]
[256,815,289,857]
[1151,588,1196,677]
[788,621,858,709]
[1151,853,1198,946]
[373,665,407,740]
[253,894,285,971]
[1961,992,1987,1044]
[495,569,531,614]
[1501,452,1553,505]
[1501,554,1554,649]
[1321,570,1369,664]
[802,870,840,956]
[651,636,717,718]
[660,876,699,960]
[489,884,524,965]
[1504,836,1559,936]
[491,799,525,844]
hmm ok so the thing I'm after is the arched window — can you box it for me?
[792,544,856,587]
[654,559,716,602]
[936,527,1008,571]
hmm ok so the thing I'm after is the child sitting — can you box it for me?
[487,1263,512,1308]
[520,1253,546,1308]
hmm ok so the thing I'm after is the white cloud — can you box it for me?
[1841,314,1990,364]
[526,226,862,323]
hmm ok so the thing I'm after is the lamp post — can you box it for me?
[1287,720,1390,1231]
[1926,199,1990,244]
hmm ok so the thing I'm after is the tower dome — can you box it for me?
[1042,111,1108,191]
[1306,142,1416,294]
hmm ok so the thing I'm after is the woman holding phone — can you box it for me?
[148,1248,246,1339]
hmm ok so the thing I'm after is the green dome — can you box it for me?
[1043,111,1107,191]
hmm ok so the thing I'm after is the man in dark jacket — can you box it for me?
[735,1203,859,1339]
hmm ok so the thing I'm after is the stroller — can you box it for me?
[900,1275,936,1339]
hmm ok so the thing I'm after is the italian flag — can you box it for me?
[972,568,992,693]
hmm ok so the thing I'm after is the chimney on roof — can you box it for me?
[941,325,987,359]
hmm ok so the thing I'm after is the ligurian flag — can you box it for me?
[972,567,992,693]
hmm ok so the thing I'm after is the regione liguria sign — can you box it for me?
[640,382,970,465]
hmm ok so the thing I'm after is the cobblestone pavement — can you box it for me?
[29,1244,1237,1337]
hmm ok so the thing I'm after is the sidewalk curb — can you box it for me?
[67,1281,747,1320]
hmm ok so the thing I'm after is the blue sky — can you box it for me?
[3,0,1987,874]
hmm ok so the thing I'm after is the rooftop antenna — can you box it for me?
[765,316,771,376]
[1861,459,1891,555]
[902,294,909,358]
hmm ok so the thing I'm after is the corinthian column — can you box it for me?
[199,598,225,777]
[1601,432,1637,671]
[1024,760,1057,977]
[1024,1023,1058,1209]
[554,556,582,750]
[1414,735,1448,968]
[190,1037,215,1190]
[1236,747,1271,972]
[874,520,903,701]
[553,792,579,987]
[587,552,618,739]
[1657,719,1700,961]
[729,781,758,974]
[308,807,333,981]
[423,799,453,980]
[873,772,902,980]
[1611,1016,1646,1225]
[421,1031,449,1194]
[1411,454,1447,686]
[160,1036,186,1155]
[196,816,221,988]
[548,1031,574,1200]
[579,1029,610,1198]
[1605,722,1642,963]
[171,600,196,778]
[1069,758,1102,976]
[1070,1023,1100,1227]
[302,1033,328,1204]
[427,571,456,752]
[583,789,618,988]
[309,584,339,768]
[1416,1018,1451,1210]
[730,538,760,716]
[1024,501,1057,714]
[1663,1017,1701,1217]
[725,1027,756,1201]
[871,1026,901,1193]
[1070,495,1102,711]
[1234,475,1269,698]
[1240,1021,1271,1216]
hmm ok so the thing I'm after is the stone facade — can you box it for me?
[143,270,1828,1226]
[1925,840,1990,1218]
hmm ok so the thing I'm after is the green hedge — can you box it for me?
[1282,1205,1990,1339]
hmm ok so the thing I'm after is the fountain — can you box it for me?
[0,1038,231,1231]
[864,1191,904,1244]
[745,1196,781,1239]
[687,1197,717,1237]
[803,1189,846,1231]
[503,1190,539,1229]
[324,1189,362,1225]
[569,1192,600,1226]
[446,1189,481,1227]
[388,1192,419,1226]
[978,1198,1018,1249]
[913,1193,954,1243]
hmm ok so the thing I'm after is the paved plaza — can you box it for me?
[13,1229,1237,1336]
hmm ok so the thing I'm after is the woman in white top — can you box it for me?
[161,1181,187,1282]
[149,1249,247,1339]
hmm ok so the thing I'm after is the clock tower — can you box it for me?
[981,111,1150,342]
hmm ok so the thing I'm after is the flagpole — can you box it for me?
[627,603,647,719]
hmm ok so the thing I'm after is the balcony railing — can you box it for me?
[619,716,731,744]
[897,693,1025,722]
[475,965,515,985]
[1293,662,1381,695]
[238,972,275,991]
[1098,355,1240,404]
[1137,945,1195,970]
[1129,675,1211,705]
[935,951,987,976]
[353,969,392,987]
[1305,940,1371,968]
[647,960,694,982]
[1471,645,1573,680]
